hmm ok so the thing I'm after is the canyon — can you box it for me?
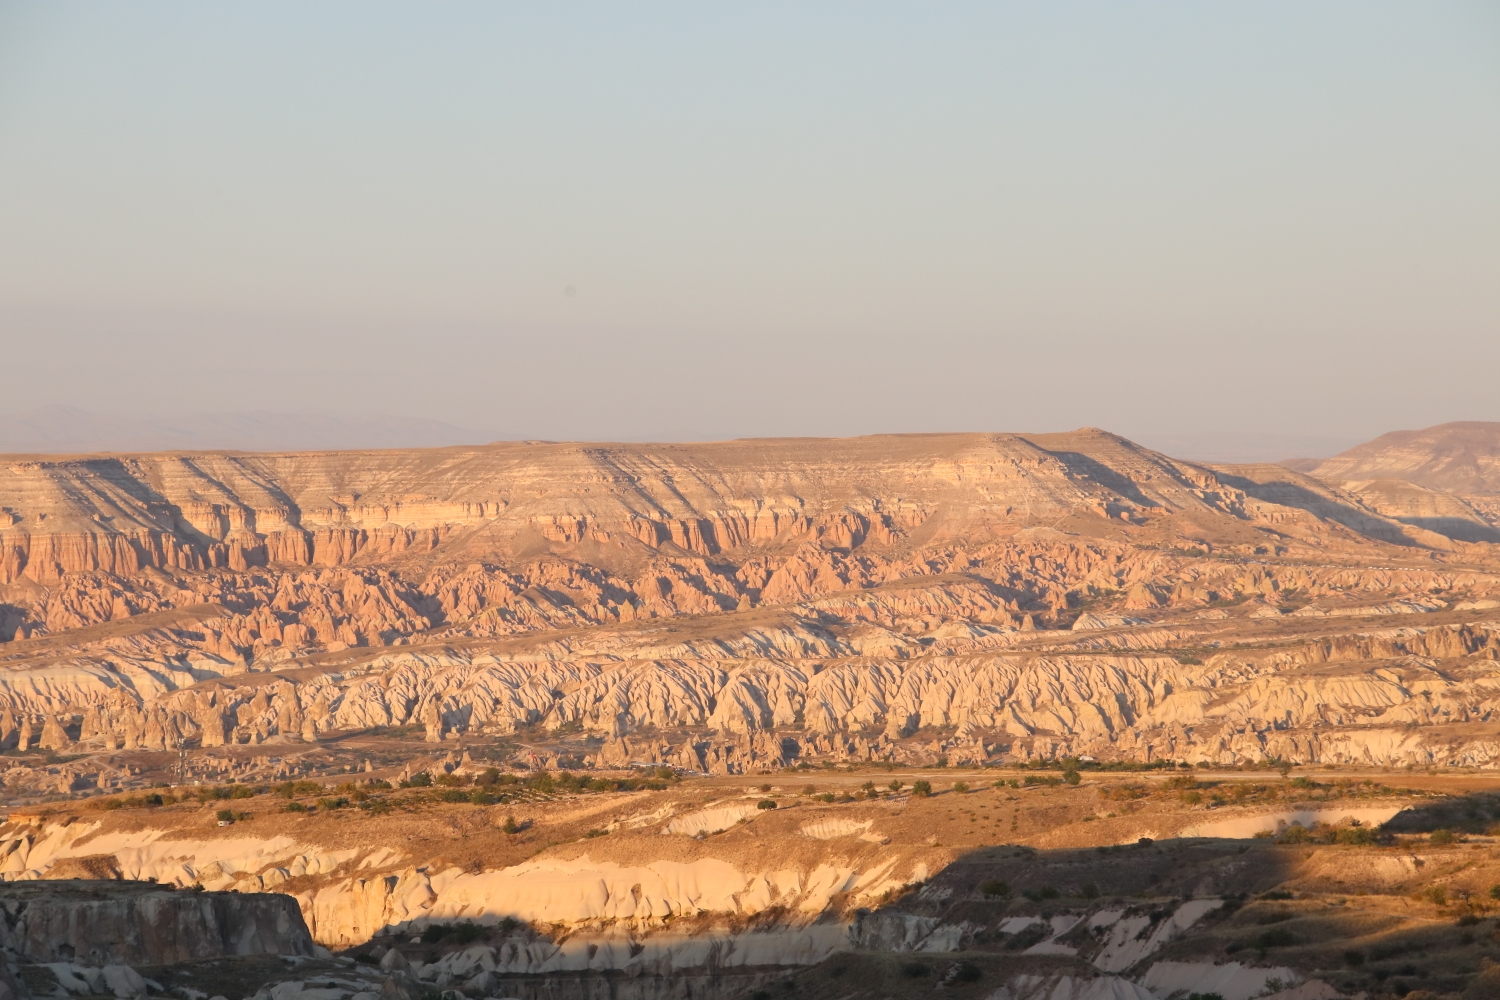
[0,422,1499,1000]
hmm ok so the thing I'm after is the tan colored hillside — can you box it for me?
[0,427,1497,800]
[1305,421,1500,495]
[2,428,1500,999]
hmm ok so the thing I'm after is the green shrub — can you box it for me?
[1430,828,1456,846]
[402,772,432,788]
[952,781,970,793]
[1335,825,1374,845]
[1063,770,1081,786]
[215,809,234,823]
[912,780,932,797]
[979,879,1009,898]
[276,781,322,798]
[1254,927,1297,949]
[421,920,486,945]
[757,799,778,810]
[900,962,929,978]
[952,962,981,982]
[502,814,520,834]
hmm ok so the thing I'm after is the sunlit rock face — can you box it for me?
[2,426,1500,788]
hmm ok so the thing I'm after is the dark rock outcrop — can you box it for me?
[0,880,316,966]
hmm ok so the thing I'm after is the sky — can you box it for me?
[1,2,1497,458]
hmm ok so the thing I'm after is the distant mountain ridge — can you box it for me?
[1302,421,1500,494]
[0,405,495,454]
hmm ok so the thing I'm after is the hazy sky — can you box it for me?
[1,2,1497,452]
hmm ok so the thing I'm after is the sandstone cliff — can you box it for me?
[1,428,1499,777]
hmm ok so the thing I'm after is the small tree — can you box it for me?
[912,780,932,798]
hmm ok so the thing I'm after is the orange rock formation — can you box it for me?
[1,426,1498,780]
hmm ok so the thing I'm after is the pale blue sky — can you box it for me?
[1,2,1497,454]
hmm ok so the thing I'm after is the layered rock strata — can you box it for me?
[0,429,1499,776]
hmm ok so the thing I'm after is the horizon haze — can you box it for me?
[1,2,1497,447]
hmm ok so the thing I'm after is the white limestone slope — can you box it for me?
[0,818,928,951]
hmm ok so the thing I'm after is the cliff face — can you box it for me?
[0,879,315,965]
[0,428,1499,777]
[0,770,1477,999]
[0,429,1456,586]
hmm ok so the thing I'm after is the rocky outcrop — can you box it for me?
[0,879,316,965]
[1,429,1500,776]
[0,605,1497,786]
[0,807,935,953]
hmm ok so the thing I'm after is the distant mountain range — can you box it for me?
[3,408,1496,487]
[0,405,497,454]
[1288,421,1500,494]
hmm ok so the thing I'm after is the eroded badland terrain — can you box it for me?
[1,424,1500,1000]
